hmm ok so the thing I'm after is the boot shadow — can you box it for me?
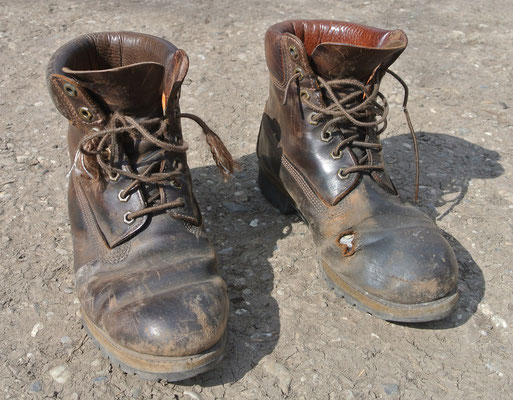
[183,153,290,385]
[382,131,503,328]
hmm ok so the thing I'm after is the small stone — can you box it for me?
[242,288,252,296]
[55,248,68,255]
[233,277,246,288]
[251,332,274,341]
[34,101,44,107]
[30,381,42,392]
[92,375,107,382]
[31,323,43,337]
[70,393,79,400]
[63,287,74,294]
[1,236,10,243]
[131,386,142,399]
[183,390,202,400]
[262,360,291,394]
[90,359,101,367]
[60,336,72,344]
[218,247,233,255]
[383,383,399,395]
[249,219,259,227]
[222,201,249,213]
[49,365,70,384]
[16,155,28,163]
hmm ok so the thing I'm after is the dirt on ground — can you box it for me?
[1,0,512,399]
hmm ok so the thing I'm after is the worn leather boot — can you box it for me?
[257,20,459,322]
[47,32,237,380]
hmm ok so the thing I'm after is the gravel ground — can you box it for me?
[1,0,512,399]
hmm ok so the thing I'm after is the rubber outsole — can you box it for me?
[257,165,459,323]
[82,310,227,381]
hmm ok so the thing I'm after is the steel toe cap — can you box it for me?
[321,221,458,305]
[76,257,229,357]
[104,276,229,357]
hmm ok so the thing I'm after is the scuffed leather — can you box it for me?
[258,20,458,305]
[48,32,228,357]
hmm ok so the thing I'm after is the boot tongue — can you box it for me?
[63,62,165,117]
[310,43,404,81]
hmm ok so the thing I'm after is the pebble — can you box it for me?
[183,390,202,400]
[49,365,70,384]
[31,323,43,337]
[33,101,44,107]
[262,360,292,394]
[29,381,42,393]
[383,383,399,395]
[92,375,107,382]
[218,247,233,255]
[60,336,72,344]
[16,155,28,163]
[222,201,249,213]
[55,248,68,255]
[249,219,259,227]
[63,287,74,294]
[251,332,274,341]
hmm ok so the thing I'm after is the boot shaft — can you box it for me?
[259,20,407,207]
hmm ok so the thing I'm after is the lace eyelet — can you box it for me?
[294,67,304,81]
[307,112,318,125]
[109,171,120,182]
[172,159,181,170]
[300,89,310,100]
[63,83,77,97]
[331,149,343,160]
[289,45,298,59]
[337,168,350,180]
[171,179,182,189]
[123,211,134,224]
[321,130,333,142]
[118,190,130,202]
[101,148,111,161]
[78,107,94,122]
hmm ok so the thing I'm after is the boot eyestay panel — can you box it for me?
[78,163,148,249]
[50,74,106,126]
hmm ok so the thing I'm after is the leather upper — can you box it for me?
[48,32,228,357]
[258,20,458,305]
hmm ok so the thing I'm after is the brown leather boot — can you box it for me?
[47,32,237,380]
[257,20,459,322]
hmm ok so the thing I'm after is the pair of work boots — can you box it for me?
[47,20,459,380]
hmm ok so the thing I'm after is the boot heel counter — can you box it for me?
[256,111,283,179]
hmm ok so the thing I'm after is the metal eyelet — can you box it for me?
[100,147,111,161]
[63,83,77,97]
[307,112,318,125]
[331,149,343,160]
[337,168,349,180]
[289,45,299,59]
[118,190,130,202]
[171,179,182,189]
[123,211,134,224]
[172,159,181,170]
[78,107,93,122]
[294,67,304,80]
[300,89,310,100]
[108,171,120,182]
[321,130,333,142]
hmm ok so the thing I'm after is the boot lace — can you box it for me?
[284,69,420,202]
[76,112,238,224]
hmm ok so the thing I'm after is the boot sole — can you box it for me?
[258,166,459,323]
[82,309,227,381]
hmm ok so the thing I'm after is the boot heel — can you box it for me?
[258,167,296,215]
